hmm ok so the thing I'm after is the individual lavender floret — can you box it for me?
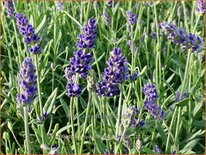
[103,11,111,26]
[54,0,64,12]
[160,22,204,53]
[104,149,114,154]
[175,92,188,102]
[96,81,119,97]
[76,18,97,49]
[153,145,161,153]
[69,50,93,78]
[126,11,137,25]
[129,72,138,81]
[195,0,205,14]
[150,32,157,39]
[144,1,154,6]
[15,13,41,54]
[3,0,15,18]
[144,100,164,120]
[108,0,116,8]
[142,83,158,101]
[17,57,37,105]
[64,68,82,97]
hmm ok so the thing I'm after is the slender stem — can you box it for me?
[114,129,126,154]
[92,49,101,79]
[70,97,77,154]
[23,106,31,154]
[79,92,92,154]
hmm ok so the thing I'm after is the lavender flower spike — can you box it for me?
[54,0,64,12]
[160,22,204,53]
[76,18,97,49]
[103,11,111,26]
[15,13,41,54]
[195,0,205,14]
[17,57,37,105]
[142,83,158,101]
[126,11,137,25]
[3,0,15,18]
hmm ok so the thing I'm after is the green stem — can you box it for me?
[23,106,31,154]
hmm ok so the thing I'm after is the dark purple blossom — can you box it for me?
[144,100,164,120]
[15,13,41,54]
[76,18,97,49]
[142,83,158,101]
[97,48,129,97]
[108,0,116,8]
[126,11,137,25]
[150,32,157,39]
[129,72,138,81]
[3,0,15,18]
[69,50,93,78]
[195,0,205,14]
[153,145,161,153]
[175,92,188,102]
[17,57,37,105]
[160,22,204,52]
[103,11,111,26]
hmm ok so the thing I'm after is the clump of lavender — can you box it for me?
[3,0,15,18]
[160,22,204,52]
[195,0,205,14]
[144,100,164,120]
[15,13,41,54]
[142,83,158,101]
[103,11,111,26]
[97,48,129,97]
[76,18,97,49]
[54,0,64,12]
[126,11,137,25]
[17,57,37,105]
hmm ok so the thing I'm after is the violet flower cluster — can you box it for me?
[97,47,129,97]
[103,11,111,26]
[54,0,64,12]
[17,57,37,105]
[126,11,137,25]
[15,13,41,54]
[143,83,164,119]
[76,18,97,49]
[3,0,15,18]
[160,22,204,53]
[122,106,144,128]
[195,0,205,14]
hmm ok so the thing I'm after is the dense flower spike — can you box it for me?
[195,0,205,14]
[129,72,138,81]
[97,48,129,97]
[76,18,97,49]
[15,13,41,54]
[103,11,111,26]
[69,50,93,78]
[144,100,164,119]
[3,0,15,18]
[126,11,137,25]
[54,0,64,11]
[160,22,204,52]
[142,83,158,101]
[17,57,37,105]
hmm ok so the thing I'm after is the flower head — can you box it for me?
[3,0,15,18]
[76,18,97,49]
[17,57,37,105]
[69,50,93,78]
[126,11,137,25]
[142,83,158,101]
[195,0,205,14]
[54,0,64,12]
[144,100,164,119]
[160,22,204,52]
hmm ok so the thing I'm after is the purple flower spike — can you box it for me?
[66,82,82,97]
[76,18,97,49]
[160,22,204,52]
[103,11,111,26]
[108,0,116,8]
[54,0,64,12]
[195,0,205,14]
[69,50,93,78]
[3,0,15,18]
[126,11,137,25]
[97,48,129,97]
[144,100,164,120]
[142,83,158,101]
[17,57,37,105]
